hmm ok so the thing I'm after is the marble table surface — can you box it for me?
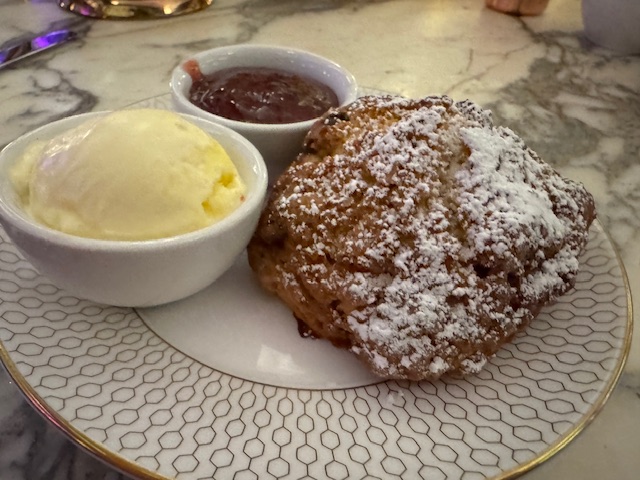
[0,0,638,479]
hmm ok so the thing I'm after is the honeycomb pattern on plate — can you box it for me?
[0,219,629,480]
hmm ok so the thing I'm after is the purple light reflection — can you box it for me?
[0,30,76,68]
[32,31,75,50]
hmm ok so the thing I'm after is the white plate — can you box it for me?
[0,95,632,480]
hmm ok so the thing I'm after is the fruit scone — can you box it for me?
[247,95,596,381]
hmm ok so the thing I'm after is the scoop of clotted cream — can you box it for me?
[11,109,246,241]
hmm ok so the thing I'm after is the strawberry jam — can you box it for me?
[187,65,339,124]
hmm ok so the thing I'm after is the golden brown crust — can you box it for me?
[247,95,596,381]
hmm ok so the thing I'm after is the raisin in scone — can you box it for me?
[247,95,596,381]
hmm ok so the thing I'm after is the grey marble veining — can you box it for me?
[0,0,638,479]
[0,377,124,479]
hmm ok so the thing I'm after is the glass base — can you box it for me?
[58,0,213,19]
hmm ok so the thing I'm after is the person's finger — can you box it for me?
[485,0,549,16]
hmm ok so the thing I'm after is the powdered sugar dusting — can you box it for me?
[251,95,595,380]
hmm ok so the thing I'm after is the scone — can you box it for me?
[247,95,596,381]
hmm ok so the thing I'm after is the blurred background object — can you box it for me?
[485,0,550,16]
[58,0,212,19]
[582,0,640,54]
